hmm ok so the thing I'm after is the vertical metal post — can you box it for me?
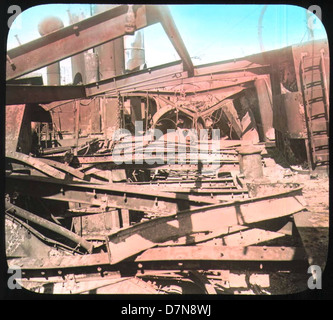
[300,53,314,171]
[102,96,107,140]
[320,49,329,121]
[120,209,130,228]
[46,123,49,148]
[74,100,80,154]
[146,93,149,132]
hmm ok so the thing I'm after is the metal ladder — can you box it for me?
[300,49,329,170]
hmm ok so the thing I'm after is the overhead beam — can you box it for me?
[6,84,86,105]
[6,5,154,81]
[6,62,185,105]
[85,61,186,97]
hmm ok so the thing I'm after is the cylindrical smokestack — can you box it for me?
[68,12,86,85]
[124,30,146,72]
[38,16,64,85]
[68,10,98,84]
[93,4,125,80]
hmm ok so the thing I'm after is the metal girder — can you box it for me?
[106,187,305,264]
[202,228,286,247]
[39,158,86,180]
[194,60,271,77]
[6,5,153,81]
[150,6,194,77]
[5,174,218,216]
[6,84,86,105]
[136,187,248,198]
[7,252,110,271]
[6,245,308,274]
[5,105,26,152]
[5,201,94,254]
[6,5,193,84]
[60,154,238,166]
[129,177,239,188]
[100,73,255,97]
[84,61,187,97]
[6,62,187,105]
[126,181,249,202]
[6,151,66,180]
[135,246,307,263]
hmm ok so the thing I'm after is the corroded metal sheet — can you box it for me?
[5,104,26,152]
[107,187,305,264]
[273,92,307,139]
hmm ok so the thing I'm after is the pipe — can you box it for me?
[93,5,125,79]
[38,16,64,85]
[5,201,94,254]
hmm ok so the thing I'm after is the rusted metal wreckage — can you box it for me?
[5,5,329,294]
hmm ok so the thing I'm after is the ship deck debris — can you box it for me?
[5,4,329,295]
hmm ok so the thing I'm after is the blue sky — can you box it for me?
[7,4,327,82]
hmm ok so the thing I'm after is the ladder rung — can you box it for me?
[303,82,324,90]
[311,114,327,121]
[314,147,329,154]
[303,66,321,73]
